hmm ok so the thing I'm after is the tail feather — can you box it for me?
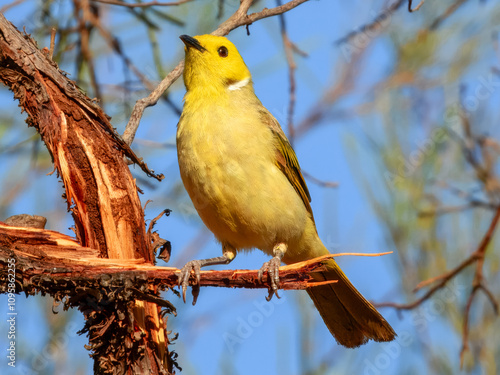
[306,259,396,348]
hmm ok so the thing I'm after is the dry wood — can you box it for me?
[0,222,391,293]
[0,14,170,374]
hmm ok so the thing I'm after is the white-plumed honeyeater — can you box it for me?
[176,34,396,347]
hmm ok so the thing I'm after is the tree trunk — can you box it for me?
[0,13,171,374]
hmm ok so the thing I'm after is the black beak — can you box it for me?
[180,35,206,52]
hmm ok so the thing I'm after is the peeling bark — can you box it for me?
[0,223,335,291]
[0,14,170,374]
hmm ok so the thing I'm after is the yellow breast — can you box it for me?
[176,90,308,254]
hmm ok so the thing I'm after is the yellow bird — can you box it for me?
[176,34,395,347]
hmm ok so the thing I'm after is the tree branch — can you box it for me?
[92,0,193,7]
[408,0,425,13]
[0,222,392,292]
[276,0,308,146]
[377,206,500,309]
[334,0,406,46]
[0,13,170,373]
[123,0,310,145]
[376,206,500,369]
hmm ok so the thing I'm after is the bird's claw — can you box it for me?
[258,256,281,301]
[177,260,202,305]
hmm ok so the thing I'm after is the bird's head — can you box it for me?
[180,34,252,92]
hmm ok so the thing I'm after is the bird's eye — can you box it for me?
[218,46,228,58]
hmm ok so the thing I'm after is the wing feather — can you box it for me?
[259,109,314,221]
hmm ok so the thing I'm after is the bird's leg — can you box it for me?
[178,244,236,305]
[258,243,287,301]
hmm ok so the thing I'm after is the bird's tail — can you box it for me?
[306,258,396,347]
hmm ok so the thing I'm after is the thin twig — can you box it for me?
[377,206,500,311]
[429,0,469,30]
[376,255,477,310]
[418,201,499,217]
[435,180,480,201]
[123,61,184,145]
[477,284,499,315]
[276,0,307,146]
[335,0,405,46]
[0,0,27,13]
[49,27,56,60]
[216,0,225,19]
[413,254,478,292]
[327,251,393,257]
[302,170,339,189]
[123,0,310,145]
[295,50,362,138]
[83,0,144,96]
[459,206,500,366]
[460,284,476,368]
[408,0,425,13]
[92,0,193,7]
[77,0,101,100]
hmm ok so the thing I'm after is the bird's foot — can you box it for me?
[258,256,282,301]
[177,260,202,305]
[258,243,286,301]
[177,252,236,305]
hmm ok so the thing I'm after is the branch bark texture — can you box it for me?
[0,14,170,374]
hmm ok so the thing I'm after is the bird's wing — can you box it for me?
[259,109,314,221]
